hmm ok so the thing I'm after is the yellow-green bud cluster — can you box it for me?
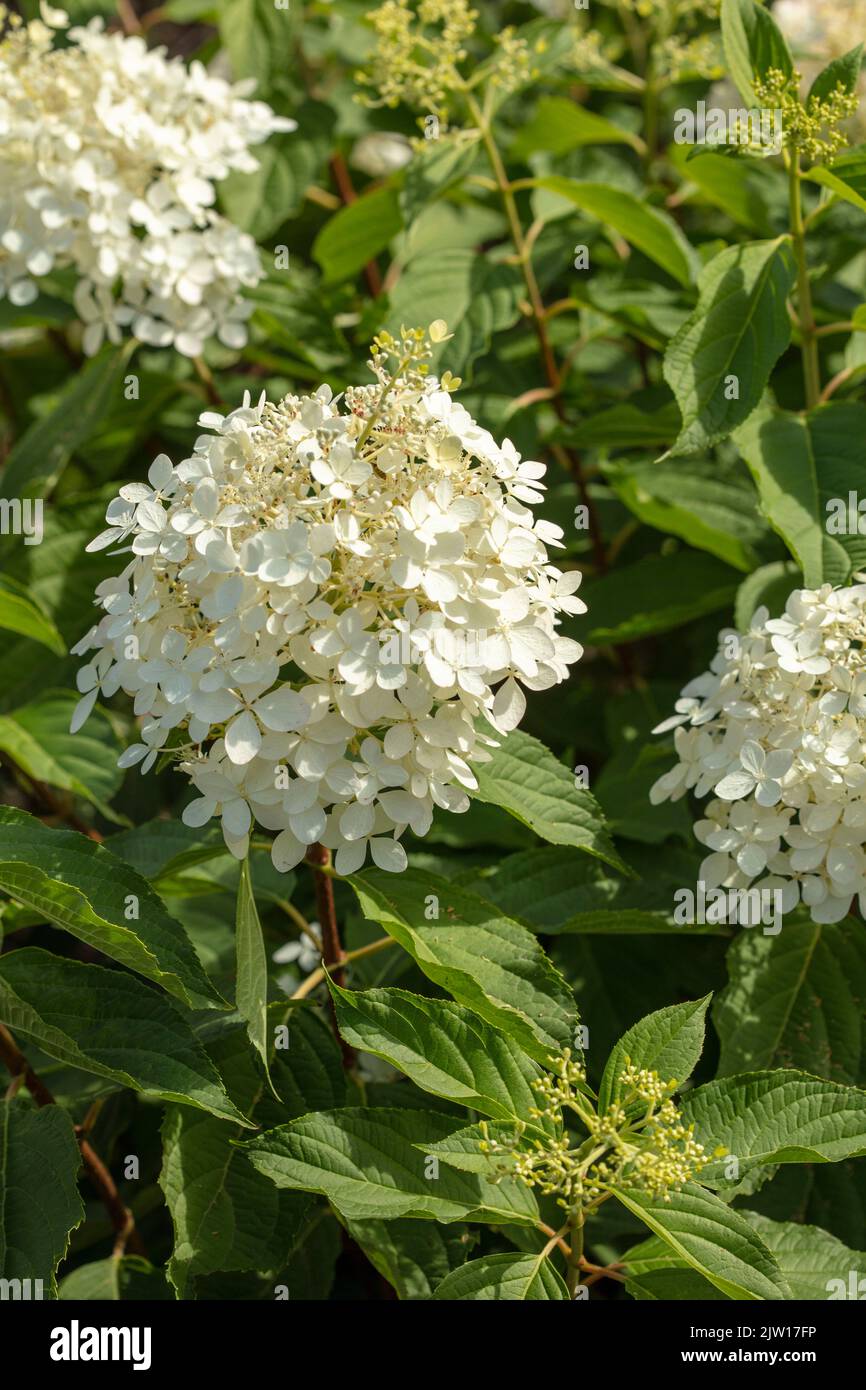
[356,0,477,118]
[754,67,860,163]
[481,1052,707,1213]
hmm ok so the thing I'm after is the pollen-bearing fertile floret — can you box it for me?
[72,326,584,876]
[651,583,866,924]
[0,5,294,355]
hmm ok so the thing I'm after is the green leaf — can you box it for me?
[668,144,771,234]
[511,97,643,159]
[713,920,866,1083]
[599,998,711,1113]
[532,177,699,286]
[0,948,250,1126]
[243,1108,540,1225]
[662,238,796,457]
[2,344,134,500]
[745,1213,866,1300]
[328,981,547,1132]
[160,1006,345,1297]
[313,184,402,283]
[59,1256,172,1301]
[235,858,274,1095]
[0,1103,84,1295]
[735,400,866,586]
[470,845,721,934]
[0,691,125,823]
[582,551,740,644]
[683,1071,866,1190]
[604,459,771,571]
[623,1237,729,1300]
[343,1216,465,1300]
[807,145,866,216]
[382,248,523,382]
[612,1182,790,1299]
[721,0,793,105]
[218,0,293,88]
[470,728,628,874]
[734,559,800,630]
[349,867,577,1063]
[0,807,225,1011]
[432,1252,569,1300]
[399,139,481,222]
[809,46,864,104]
[0,576,65,656]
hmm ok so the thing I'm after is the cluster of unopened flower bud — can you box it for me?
[357,0,532,124]
[754,67,859,162]
[480,1052,706,1211]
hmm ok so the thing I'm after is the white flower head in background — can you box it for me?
[651,582,866,924]
[73,324,584,876]
[0,6,294,355]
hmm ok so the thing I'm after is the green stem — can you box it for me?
[789,154,821,410]
[566,1206,585,1298]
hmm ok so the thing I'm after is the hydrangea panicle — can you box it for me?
[0,4,294,355]
[72,324,584,876]
[651,583,866,924]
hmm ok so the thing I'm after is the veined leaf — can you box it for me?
[582,551,740,645]
[735,400,866,586]
[160,1005,345,1297]
[328,980,547,1132]
[432,1252,569,1300]
[0,948,250,1126]
[470,728,628,874]
[532,176,699,286]
[611,1182,790,1300]
[510,96,643,159]
[683,1071,866,1190]
[59,1257,172,1301]
[0,1103,84,1296]
[243,1108,540,1226]
[0,807,224,1011]
[662,238,795,457]
[713,920,866,1083]
[599,997,711,1113]
[235,858,274,1094]
[721,0,793,105]
[349,867,577,1063]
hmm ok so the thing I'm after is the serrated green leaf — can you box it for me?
[599,997,711,1113]
[432,1252,569,1300]
[662,238,795,457]
[0,807,224,1011]
[470,729,628,874]
[735,400,866,586]
[713,920,866,1083]
[349,867,577,1062]
[721,0,793,105]
[612,1182,790,1299]
[683,1071,866,1190]
[511,97,643,160]
[243,1108,540,1225]
[59,1256,172,1301]
[328,980,547,1132]
[0,1102,84,1296]
[160,1004,346,1297]
[0,949,250,1126]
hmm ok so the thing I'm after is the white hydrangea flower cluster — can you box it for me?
[651,583,866,925]
[0,6,294,356]
[72,325,584,876]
